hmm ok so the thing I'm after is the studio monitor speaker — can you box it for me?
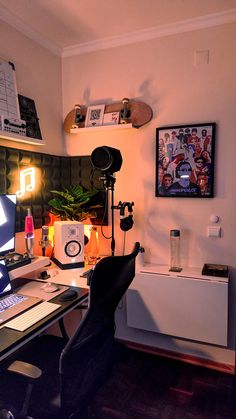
[18,94,42,139]
[52,221,84,269]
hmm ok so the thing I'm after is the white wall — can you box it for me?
[0,21,64,155]
[62,22,236,366]
[63,22,236,266]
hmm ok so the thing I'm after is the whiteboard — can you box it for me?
[0,61,20,119]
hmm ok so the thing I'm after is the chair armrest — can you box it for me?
[7,360,42,380]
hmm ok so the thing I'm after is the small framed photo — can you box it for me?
[85,104,105,127]
[156,122,216,198]
[103,112,119,126]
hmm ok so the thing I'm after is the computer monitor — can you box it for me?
[0,194,17,257]
[0,259,12,295]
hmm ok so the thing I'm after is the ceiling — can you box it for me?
[0,0,236,56]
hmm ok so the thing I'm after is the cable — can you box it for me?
[122,231,127,255]
[100,183,112,240]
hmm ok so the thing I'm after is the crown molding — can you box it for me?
[0,5,235,58]
[62,8,236,57]
[0,5,62,57]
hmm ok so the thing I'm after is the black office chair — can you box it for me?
[0,242,140,419]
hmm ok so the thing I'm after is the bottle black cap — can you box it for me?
[170,229,180,237]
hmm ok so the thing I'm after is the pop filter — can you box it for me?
[91,146,122,173]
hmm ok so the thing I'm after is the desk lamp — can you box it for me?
[25,208,34,258]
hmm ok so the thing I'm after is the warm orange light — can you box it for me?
[16,167,36,197]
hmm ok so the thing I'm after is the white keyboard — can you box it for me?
[4,301,61,332]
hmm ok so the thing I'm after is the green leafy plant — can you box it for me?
[48,185,101,222]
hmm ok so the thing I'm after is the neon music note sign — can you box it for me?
[16,167,36,197]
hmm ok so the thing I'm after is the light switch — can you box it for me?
[207,226,221,237]
[194,50,209,66]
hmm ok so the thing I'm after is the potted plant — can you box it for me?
[48,185,101,222]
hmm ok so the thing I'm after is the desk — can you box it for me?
[0,258,90,361]
[0,280,89,362]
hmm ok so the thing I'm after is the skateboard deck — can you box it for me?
[63,100,153,133]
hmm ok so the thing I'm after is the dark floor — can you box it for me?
[1,345,236,419]
[88,348,236,419]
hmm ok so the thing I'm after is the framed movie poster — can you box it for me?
[156,122,216,198]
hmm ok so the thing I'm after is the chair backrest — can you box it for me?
[59,242,140,418]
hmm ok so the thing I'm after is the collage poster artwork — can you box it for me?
[156,123,215,198]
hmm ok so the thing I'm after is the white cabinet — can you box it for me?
[126,265,228,346]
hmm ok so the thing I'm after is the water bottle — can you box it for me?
[136,246,145,271]
[170,229,182,272]
[87,226,99,265]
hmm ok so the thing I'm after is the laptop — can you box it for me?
[0,259,41,325]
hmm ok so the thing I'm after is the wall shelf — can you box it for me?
[0,131,45,146]
[70,123,133,134]
[64,99,153,133]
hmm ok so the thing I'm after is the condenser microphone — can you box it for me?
[42,225,49,242]
[39,225,50,256]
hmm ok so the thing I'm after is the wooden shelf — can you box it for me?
[70,123,133,134]
[64,99,153,133]
[0,130,45,145]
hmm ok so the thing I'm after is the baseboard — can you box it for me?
[116,339,235,375]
